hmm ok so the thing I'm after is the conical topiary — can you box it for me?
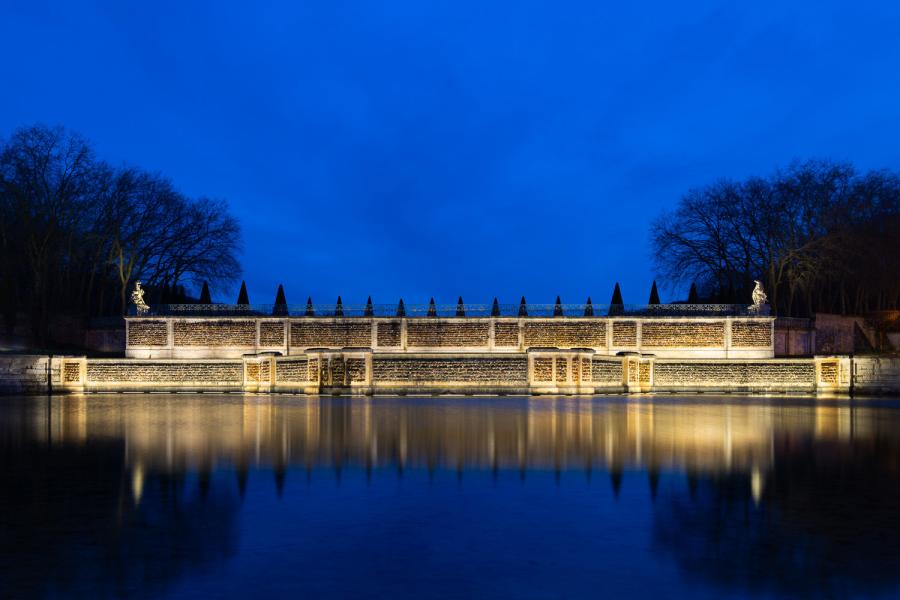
[237,281,250,305]
[609,283,624,316]
[396,298,406,317]
[335,295,344,317]
[160,282,171,305]
[456,296,466,317]
[584,296,594,316]
[687,282,699,304]
[427,297,437,317]
[305,296,315,316]
[648,281,660,305]
[364,296,374,317]
[518,296,528,317]
[553,295,564,317]
[199,282,212,304]
[491,297,501,317]
[273,284,288,316]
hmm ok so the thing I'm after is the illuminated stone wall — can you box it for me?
[127,320,168,346]
[732,322,772,347]
[592,358,624,385]
[642,322,725,347]
[85,360,243,388]
[523,321,606,348]
[406,321,490,347]
[653,360,815,390]
[126,315,775,359]
[290,321,371,348]
[173,320,256,347]
[372,356,528,384]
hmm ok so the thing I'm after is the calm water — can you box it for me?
[2,395,900,599]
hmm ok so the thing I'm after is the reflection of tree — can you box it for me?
[0,440,238,597]
[653,438,900,597]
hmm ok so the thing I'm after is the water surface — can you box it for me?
[2,394,900,598]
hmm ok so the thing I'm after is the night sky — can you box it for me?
[3,1,900,307]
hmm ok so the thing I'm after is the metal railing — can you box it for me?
[134,303,765,318]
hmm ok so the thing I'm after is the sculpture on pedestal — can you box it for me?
[131,281,149,315]
[749,280,768,314]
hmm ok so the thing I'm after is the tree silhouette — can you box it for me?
[273,284,287,316]
[553,296,564,317]
[687,282,699,304]
[491,298,501,317]
[518,296,528,317]
[456,296,466,317]
[609,283,624,316]
[334,296,343,317]
[305,296,314,317]
[236,281,249,305]
[649,281,660,305]
[199,282,212,304]
[396,298,406,317]
[364,296,374,317]
[427,298,437,317]
[584,297,594,316]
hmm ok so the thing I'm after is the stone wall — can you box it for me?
[642,322,725,347]
[128,320,168,346]
[653,360,816,391]
[372,356,528,385]
[290,321,372,348]
[126,316,776,359]
[523,321,606,348]
[406,321,490,348]
[3,352,877,396]
[173,320,256,347]
[731,322,772,347]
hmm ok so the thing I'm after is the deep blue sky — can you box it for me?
[3,1,900,306]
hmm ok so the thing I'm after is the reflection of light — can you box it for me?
[132,463,144,505]
[751,466,763,505]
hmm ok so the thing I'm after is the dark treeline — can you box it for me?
[652,160,900,317]
[0,124,241,341]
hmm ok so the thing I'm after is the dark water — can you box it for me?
[2,395,900,599]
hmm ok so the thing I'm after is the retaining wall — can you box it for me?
[48,352,850,396]
[125,316,775,359]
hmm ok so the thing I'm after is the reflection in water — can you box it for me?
[1,394,899,597]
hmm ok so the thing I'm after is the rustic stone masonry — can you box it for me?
[523,321,606,348]
[63,362,81,383]
[126,315,776,359]
[533,358,553,381]
[86,361,243,383]
[291,321,371,348]
[406,321,490,347]
[731,322,772,347]
[642,321,725,347]
[592,359,624,385]
[373,356,528,384]
[41,353,858,395]
[275,358,312,382]
[494,322,520,347]
[376,322,402,347]
[259,321,285,346]
[612,321,637,346]
[653,361,815,388]
[173,320,256,346]
[128,320,168,346]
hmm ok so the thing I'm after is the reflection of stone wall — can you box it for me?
[259,322,285,346]
[654,361,814,387]
[128,321,168,346]
[732,322,771,347]
[642,322,724,347]
[524,322,606,348]
[173,321,255,347]
[406,322,490,347]
[87,361,243,383]
[291,321,371,348]
[373,357,528,383]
